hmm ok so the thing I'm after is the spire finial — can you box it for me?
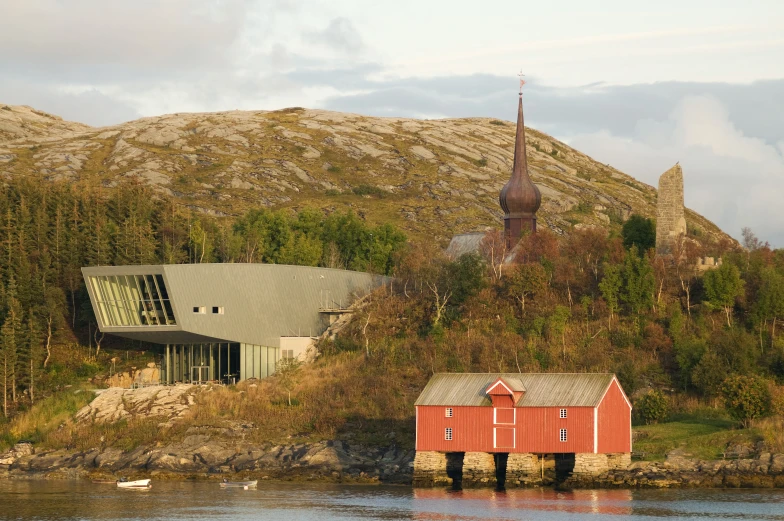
[518,70,525,96]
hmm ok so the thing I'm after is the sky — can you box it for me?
[1,0,782,245]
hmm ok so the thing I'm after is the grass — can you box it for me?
[0,388,95,451]
[633,413,761,461]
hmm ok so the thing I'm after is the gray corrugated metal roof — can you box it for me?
[82,264,388,347]
[445,233,486,259]
[414,373,615,407]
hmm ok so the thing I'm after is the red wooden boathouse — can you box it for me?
[415,373,631,454]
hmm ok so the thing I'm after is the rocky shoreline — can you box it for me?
[4,439,784,488]
[0,438,414,484]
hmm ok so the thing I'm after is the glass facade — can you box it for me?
[89,274,176,327]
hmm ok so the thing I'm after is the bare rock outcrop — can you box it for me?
[74,384,196,424]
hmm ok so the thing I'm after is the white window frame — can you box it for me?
[445,427,453,441]
[493,407,516,425]
[212,306,224,315]
[445,407,453,418]
[193,306,206,314]
[560,408,567,419]
[559,428,567,442]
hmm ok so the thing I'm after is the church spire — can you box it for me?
[499,73,541,248]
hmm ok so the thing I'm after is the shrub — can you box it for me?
[351,184,387,198]
[721,375,771,428]
[489,120,505,126]
[635,389,669,424]
[621,214,656,253]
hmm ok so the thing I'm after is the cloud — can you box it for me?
[318,76,784,245]
[0,0,249,79]
[567,96,784,246]
[304,18,364,53]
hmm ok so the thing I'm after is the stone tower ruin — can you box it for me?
[655,164,687,255]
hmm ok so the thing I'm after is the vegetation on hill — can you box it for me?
[0,178,405,422]
[0,104,778,462]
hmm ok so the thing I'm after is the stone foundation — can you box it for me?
[413,451,450,486]
[506,453,544,486]
[608,453,631,470]
[462,452,497,487]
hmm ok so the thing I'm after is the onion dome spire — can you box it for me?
[499,74,541,247]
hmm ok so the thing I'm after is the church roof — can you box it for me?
[499,89,541,218]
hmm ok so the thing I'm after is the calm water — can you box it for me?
[1,481,783,520]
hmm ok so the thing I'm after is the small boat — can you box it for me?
[117,479,151,489]
[219,479,257,489]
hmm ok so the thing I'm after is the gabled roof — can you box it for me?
[414,373,616,407]
[487,377,525,394]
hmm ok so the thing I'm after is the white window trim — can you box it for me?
[212,306,225,315]
[559,428,567,442]
[193,306,206,314]
[445,407,453,418]
[493,407,516,425]
[445,427,453,441]
[560,408,567,418]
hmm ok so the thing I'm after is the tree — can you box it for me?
[753,267,784,347]
[703,263,745,326]
[505,263,547,316]
[721,375,771,428]
[479,229,508,281]
[622,214,656,253]
[619,246,655,320]
[548,305,571,360]
[275,357,302,406]
[599,263,622,330]
[22,309,41,403]
[635,390,669,424]
[0,307,20,417]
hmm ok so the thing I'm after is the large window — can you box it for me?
[89,274,176,327]
[559,428,567,442]
[445,428,453,441]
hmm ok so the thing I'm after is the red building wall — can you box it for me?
[517,406,594,453]
[597,379,632,453]
[416,405,595,453]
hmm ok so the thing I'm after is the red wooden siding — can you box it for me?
[417,406,496,452]
[495,408,515,424]
[597,378,632,453]
[416,405,595,453]
[490,395,514,407]
[495,428,515,448]
[516,406,595,453]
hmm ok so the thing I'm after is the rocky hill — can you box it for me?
[0,104,726,243]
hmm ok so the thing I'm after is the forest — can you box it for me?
[0,178,405,419]
[2,176,784,457]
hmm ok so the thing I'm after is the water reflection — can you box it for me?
[1,481,783,521]
[412,488,634,519]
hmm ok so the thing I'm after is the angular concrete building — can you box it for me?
[82,264,387,384]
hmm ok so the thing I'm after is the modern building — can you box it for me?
[82,263,387,384]
[413,373,632,486]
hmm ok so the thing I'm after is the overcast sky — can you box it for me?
[1,0,782,245]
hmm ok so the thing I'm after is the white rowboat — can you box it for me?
[117,479,151,489]
[219,480,257,489]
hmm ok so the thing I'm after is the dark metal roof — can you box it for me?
[414,373,616,407]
